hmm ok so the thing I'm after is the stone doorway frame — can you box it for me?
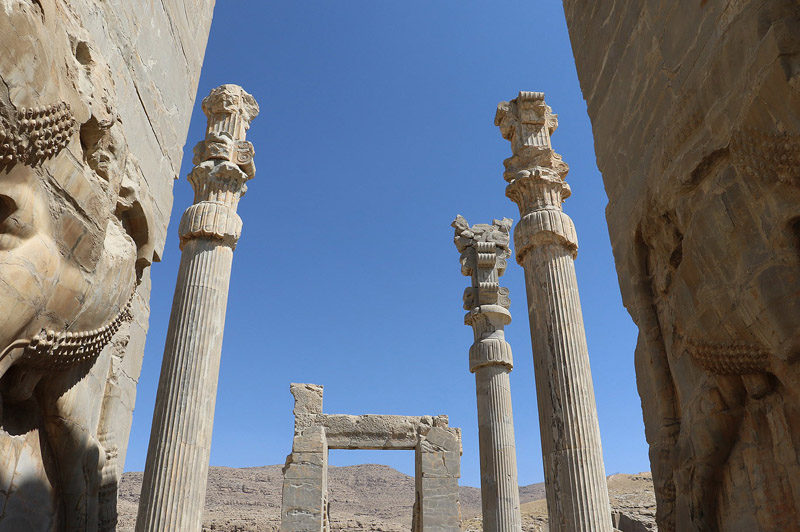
[280,384,462,531]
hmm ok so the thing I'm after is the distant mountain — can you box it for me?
[118,465,654,531]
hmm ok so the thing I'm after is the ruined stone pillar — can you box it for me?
[414,425,463,532]
[136,85,259,532]
[495,92,612,532]
[452,216,523,532]
[281,384,330,532]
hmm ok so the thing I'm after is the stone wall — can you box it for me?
[0,1,215,529]
[561,1,800,530]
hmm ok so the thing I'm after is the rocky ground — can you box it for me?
[117,465,655,531]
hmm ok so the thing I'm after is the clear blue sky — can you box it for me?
[125,1,647,488]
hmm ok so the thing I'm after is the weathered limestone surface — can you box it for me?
[281,384,463,532]
[136,85,258,532]
[414,426,463,532]
[496,92,612,532]
[0,1,214,530]
[453,215,523,532]
[561,2,800,530]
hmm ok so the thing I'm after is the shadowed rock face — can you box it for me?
[562,1,800,530]
[0,1,214,529]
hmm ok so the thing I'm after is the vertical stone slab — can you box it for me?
[136,85,259,532]
[495,92,612,532]
[281,426,329,532]
[282,384,328,532]
[452,216,523,532]
[416,426,462,532]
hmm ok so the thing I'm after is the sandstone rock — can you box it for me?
[561,1,800,529]
[0,1,214,529]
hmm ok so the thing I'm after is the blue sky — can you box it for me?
[125,1,647,488]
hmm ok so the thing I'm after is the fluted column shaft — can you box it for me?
[520,243,611,531]
[473,344,523,532]
[495,91,611,532]
[453,217,523,532]
[136,84,259,532]
[136,239,233,531]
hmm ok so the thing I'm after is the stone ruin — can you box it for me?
[280,383,462,532]
[0,1,214,530]
[0,1,797,531]
[562,1,800,529]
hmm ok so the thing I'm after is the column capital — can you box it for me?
[201,84,259,139]
[495,92,571,212]
[193,84,259,178]
[453,216,514,372]
[181,85,258,249]
[452,215,512,310]
[496,92,579,260]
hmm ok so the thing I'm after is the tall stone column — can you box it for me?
[136,84,259,532]
[494,92,612,532]
[452,216,523,532]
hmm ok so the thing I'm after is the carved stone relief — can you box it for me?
[0,1,215,530]
[561,1,800,529]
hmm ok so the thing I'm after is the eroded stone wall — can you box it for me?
[0,1,214,529]
[561,2,800,530]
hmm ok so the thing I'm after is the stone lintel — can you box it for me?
[294,414,449,450]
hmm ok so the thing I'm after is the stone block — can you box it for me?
[422,426,461,453]
[292,426,327,453]
[291,383,324,415]
[321,414,423,450]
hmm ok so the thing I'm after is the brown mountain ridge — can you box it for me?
[117,464,655,531]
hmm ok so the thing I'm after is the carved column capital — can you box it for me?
[496,92,578,260]
[193,84,259,178]
[453,215,513,308]
[495,92,568,180]
[465,305,513,372]
[180,85,258,250]
[453,215,515,372]
[201,84,259,139]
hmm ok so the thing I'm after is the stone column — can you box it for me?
[452,216,523,532]
[494,91,612,532]
[136,85,259,532]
